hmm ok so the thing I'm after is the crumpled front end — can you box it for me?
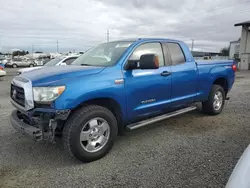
[10,76,70,142]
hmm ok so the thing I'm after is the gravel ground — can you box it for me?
[0,68,250,188]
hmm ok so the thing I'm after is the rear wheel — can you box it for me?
[29,64,34,67]
[12,64,17,68]
[202,85,225,115]
[63,105,118,162]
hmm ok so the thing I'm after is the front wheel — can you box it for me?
[202,85,225,115]
[63,105,118,162]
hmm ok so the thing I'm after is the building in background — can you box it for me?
[235,21,250,70]
[229,39,240,59]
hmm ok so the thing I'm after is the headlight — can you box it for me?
[33,86,65,103]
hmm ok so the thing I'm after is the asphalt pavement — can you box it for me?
[1,68,250,188]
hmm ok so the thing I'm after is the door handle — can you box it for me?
[161,71,171,77]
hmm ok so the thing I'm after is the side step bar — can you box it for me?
[127,106,197,130]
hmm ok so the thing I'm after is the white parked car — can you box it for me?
[0,66,6,77]
[226,144,250,188]
[6,57,36,68]
[18,55,80,74]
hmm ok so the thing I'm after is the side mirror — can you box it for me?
[125,54,159,70]
[139,54,159,69]
[60,62,67,66]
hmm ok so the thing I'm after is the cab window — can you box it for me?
[129,43,165,67]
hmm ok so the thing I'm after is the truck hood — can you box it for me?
[21,65,105,86]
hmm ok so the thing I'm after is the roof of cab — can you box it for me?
[112,38,182,43]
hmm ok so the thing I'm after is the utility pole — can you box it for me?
[56,40,59,53]
[107,29,110,42]
[32,44,34,58]
[191,39,194,51]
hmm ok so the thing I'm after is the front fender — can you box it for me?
[64,88,126,115]
[53,66,127,119]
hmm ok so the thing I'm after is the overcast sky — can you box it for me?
[0,0,249,53]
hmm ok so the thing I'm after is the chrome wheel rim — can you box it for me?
[80,117,110,153]
[213,91,223,110]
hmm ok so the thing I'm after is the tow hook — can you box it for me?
[48,119,57,143]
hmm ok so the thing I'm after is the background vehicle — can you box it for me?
[34,56,51,66]
[203,56,212,60]
[18,55,80,74]
[0,57,11,65]
[10,38,236,162]
[6,57,36,68]
[0,63,6,78]
[226,144,250,188]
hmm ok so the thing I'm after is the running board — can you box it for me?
[127,106,197,130]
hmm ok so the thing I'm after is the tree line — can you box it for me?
[12,50,29,56]
[0,51,29,56]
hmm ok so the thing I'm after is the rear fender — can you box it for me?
[209,65,235,91]
[209,66,228,81]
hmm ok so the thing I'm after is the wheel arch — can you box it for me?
[213,77,228,95]
[70,97,125,134]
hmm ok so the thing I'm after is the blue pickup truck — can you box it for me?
[10,38,236,162]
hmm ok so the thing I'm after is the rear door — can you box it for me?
[15,58,24,67]
[22,59,30,67]
[166,42,198,106]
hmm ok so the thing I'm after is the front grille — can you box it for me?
[11,84,25,107]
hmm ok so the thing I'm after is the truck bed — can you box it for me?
[196,60,235,65]
[195,59,235,102]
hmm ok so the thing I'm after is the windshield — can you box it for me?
[72,41,133,67]
[44,57,64,66]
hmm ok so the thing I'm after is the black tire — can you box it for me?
[202,85,225,115]
[63,105,118,162]
[29,64,34,67]
[12,64,17,68]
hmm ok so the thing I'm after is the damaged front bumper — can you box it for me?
[10,107,70,142]
[11,110,43,141]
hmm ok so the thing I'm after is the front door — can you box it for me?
[123,42,172,121]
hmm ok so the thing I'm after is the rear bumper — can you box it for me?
[11,110,43,141]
